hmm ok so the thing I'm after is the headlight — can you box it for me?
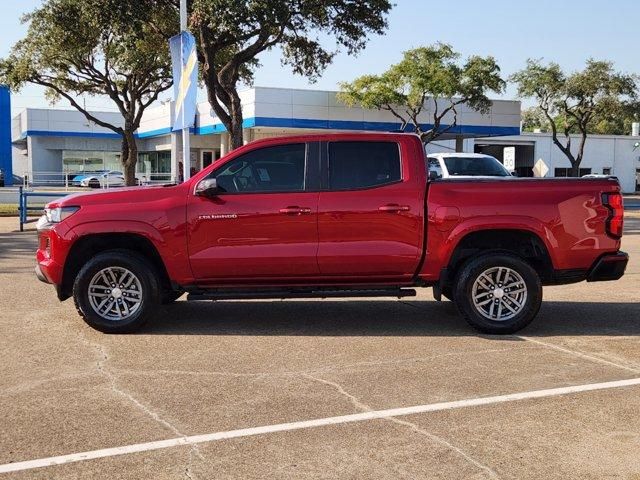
[44,206,80,223]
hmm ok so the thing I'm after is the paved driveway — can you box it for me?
[1,215,639,479]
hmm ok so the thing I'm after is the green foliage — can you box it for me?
[0,0,175,184]
[511,59,638,174]
[522,104,640,136]
[338,44,505,144]
[521,107,549,132]
[175,0,393,148]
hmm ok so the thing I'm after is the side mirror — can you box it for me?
[428,170,440,181]
[195,178,220,197]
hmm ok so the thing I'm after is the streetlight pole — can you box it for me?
[180,0,190,182]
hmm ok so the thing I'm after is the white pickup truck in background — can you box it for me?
[427,152,513,179]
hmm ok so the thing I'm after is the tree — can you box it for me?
[521,106,550,132]
[511,59,638,176]
[337,44,506,145]
[169,0,392,150]
[0,0,175,185]
[521,102,640,135]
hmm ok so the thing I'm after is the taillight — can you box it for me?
[602,193,624,238]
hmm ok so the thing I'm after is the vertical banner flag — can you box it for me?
[169,32,198,131]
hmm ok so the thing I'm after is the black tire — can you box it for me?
[441,286,453,301]
[89,179,100,189]
[452,252,542,334]
[161,289,184,304]
[73,250,161,333]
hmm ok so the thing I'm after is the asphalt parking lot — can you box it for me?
[1,214,639,479]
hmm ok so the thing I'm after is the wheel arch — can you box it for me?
[60,232,171,300]
[443,228,554,286]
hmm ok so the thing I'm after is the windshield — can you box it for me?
[443,156,511,177]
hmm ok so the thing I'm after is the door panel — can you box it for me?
[317,187,422,277]
[186,141,320,282]
[187,192,319,280]
[317,141,424,278]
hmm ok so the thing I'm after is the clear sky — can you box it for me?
[2,0,639,114]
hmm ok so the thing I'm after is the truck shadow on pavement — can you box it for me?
[0,231,37,274]
[149,299,640,338]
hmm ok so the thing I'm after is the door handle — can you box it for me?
[279,206,312,215]
[378,204,410,213]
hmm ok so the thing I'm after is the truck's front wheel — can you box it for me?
[453,253,542,334]
[73,250,161,333]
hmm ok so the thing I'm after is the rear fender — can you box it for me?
[420,216,557,280]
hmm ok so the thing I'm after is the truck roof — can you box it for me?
[247,132,422,145]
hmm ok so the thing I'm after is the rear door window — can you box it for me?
[327,141,401,190]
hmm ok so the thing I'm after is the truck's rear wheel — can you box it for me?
[73,250,160,333]
[453,253,542,334]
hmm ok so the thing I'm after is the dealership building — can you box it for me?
[4,86,640,192]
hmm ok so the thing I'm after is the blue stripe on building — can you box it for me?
[21,116,520,140]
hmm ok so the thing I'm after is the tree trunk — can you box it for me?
[569,163,580,177]
[225,86,245,150]
[200,54,245,151]
[121,129,138,186]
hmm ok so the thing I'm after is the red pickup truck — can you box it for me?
[35,133,627,334]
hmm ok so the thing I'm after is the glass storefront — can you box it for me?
[62,151,116,173]
[62,150,171,178]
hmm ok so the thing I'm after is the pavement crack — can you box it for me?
[184,447,199,480]
[92,343,195,441]
[302,373,499,479]
[302,373,370,411]
[82,338,206,474]
[386,416,499,480]
[514,336,640,374]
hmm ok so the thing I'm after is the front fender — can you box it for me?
[67,220,192,284]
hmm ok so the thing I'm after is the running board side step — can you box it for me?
[186,288,417,301]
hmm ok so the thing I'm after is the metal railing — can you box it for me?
[22,171,74,190]
[21,171,177,191]
[18,186,70,232]
[138,173,177,185]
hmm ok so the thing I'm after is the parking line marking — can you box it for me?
[516,336,640,374]
[2,377,640,474]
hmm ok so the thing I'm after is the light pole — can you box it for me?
[180,0,190,182]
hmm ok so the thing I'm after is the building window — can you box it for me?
[554,168,592,177]
[138,151,172,180]
[63,150,171,178]
[62,151,119,173]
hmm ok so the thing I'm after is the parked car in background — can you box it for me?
[427,153,513,179]
[0,168,4,187]
[72,171,142,188]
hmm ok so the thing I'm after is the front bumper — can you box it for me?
[35,218,69,288]
[586,252,629,282]
[35,264,50,284]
